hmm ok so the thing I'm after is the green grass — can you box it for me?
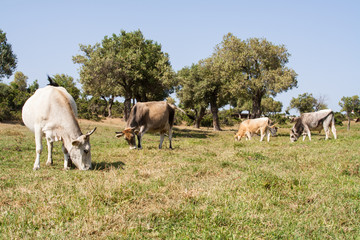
[1,120,360,239]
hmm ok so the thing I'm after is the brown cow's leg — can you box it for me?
[159,133,165,149]
[169,128,173,149]
[137,134,142,149]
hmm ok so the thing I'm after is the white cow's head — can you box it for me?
[290,126,304,142]
[290,119,304,142]
[115,127,139,149]
[70,128,96,170]
[290,128,298,142]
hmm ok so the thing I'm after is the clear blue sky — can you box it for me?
[1,0,359,114]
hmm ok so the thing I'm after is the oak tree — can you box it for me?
[177,64,208,128]
[339,95,360,130]
[215,33,297,118]
[73,30,174,119]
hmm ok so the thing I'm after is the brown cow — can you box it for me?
[116,101,192,149]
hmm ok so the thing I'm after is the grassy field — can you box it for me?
[1,118,360,239]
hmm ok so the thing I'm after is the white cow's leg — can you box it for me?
[168,128,173,149]
[62,144,71,170]
[307,132,312,141]
[266,129,270,142]
[332,124,337,139]
[159,133,165,149]
[33,127,43,170]
[302,133,306,141]
[46,139,53,166]
[323,124,330,140]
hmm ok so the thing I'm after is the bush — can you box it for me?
[334,112,345,126]
[219,109,239,127]
[0,102,12,122]
[269,114,288,125]
[200,114,212,127]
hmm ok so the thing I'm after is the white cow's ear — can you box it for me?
[72,139,81,147]
[72,135,86,146]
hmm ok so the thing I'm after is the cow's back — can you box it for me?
[129,101,174,132]
[301,109,333,129]
[22,86,78,133]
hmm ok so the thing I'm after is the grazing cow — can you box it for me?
[290,109,337,142]
[234,117,277,142]
[22,80,96,170]
[116,101,192,149]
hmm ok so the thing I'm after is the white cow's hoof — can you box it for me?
[33,166,40,171]
[64,167,71,170]
[46,161,53,166]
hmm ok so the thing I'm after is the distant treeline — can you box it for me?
[1,29,358,129]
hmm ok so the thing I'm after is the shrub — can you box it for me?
[334,112,345,126]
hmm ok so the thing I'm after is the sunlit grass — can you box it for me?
[1,120,360,238]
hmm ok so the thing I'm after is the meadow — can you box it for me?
[1,118,360,239]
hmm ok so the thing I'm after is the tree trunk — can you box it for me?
[251,95,262,119]
[194,106,206,128]
[101,96,108,117]
[107,95,114,118]
[210,101,221,131]
[124,96,132,121]
[347,115,351,131]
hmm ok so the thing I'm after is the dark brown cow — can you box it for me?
[116,101,192,149]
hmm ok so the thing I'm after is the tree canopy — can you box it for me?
[214,33,297,118]
[0,29,17,80]
[73,30,175,119]
[0,72,38,121]
[11,71,28,91]
[177,64,209,128]
[51,74,80,101]
[339,95,360,130]
[261,97,283,115]
[288,93,328,114]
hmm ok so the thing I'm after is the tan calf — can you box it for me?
[234,117,277,142]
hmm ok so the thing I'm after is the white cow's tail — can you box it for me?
[330,111,337,139]
[47,75,60,87]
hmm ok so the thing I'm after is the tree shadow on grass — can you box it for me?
[172,127,212,139]
[91,161,125,171]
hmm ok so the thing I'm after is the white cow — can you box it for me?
[290,109,337,142]
[22,83,96,170]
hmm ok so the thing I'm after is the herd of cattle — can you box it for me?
[21,79,338,171]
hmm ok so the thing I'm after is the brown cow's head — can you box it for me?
[115,127,139,149]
